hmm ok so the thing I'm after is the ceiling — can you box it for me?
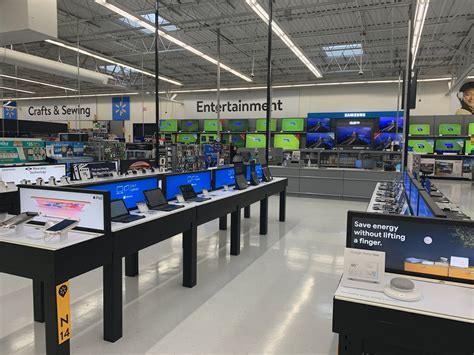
[0,0,473,99]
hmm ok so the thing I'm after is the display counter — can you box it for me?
[270,166,399,200]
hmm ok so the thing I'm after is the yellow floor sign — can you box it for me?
[56,281,71,345]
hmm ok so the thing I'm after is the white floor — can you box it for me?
[0,181,471,354]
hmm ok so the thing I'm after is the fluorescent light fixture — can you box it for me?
[411,0,430,69]
[0,74,77,92]
[159,77,452,94]
[0,86,36,94]
[1,92,139,101]
[245,0,323,78]
[45,39,182,86]
[94,0,253,82]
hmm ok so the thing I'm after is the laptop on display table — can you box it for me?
[179,184,211,202]
[111,199,145,223]
[144,188,184,212]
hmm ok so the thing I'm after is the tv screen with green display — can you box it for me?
[180,120,199,132]
[203,119,222,132]
[256,119,277,132]
[177,133,198,144]
[223,134,245,147]
[438,123,461,136]
[246,134,266,148]
[435,139,464,154]
[408,139,434,153]
[409,124,431,136]
[468,123,474,136]
[159,119,178,132]
[228,119,249,132]
[465,140,474,154]
[274,134,301,150]
[281,118,304,132]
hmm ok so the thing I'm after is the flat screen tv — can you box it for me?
[274,134,300,150]
[306,118,331,132]
[200,134,218,143]
[438,123,461,136]
[203,119,222,132]
[246,134,266,148]
[223,134,245,147]
[468,123,474,135]
[435,139,464,154]
[281,118,304,132]
[407,139,434,154]
[306,133,334,149]
[379,116,404,133]
[336,126,372,146]
[373,132,402,150]
[228,119,249,132]
[256,119,277,132]
[180,119,199,132]
[159,119,178,132]
[465,140,474,155]
[409,124,431,136]
[177,133,198,144]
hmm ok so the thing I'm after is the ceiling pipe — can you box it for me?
[0,47,113,85]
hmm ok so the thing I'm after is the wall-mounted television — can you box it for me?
[281,118,304,132]
[223,134,245,147]
[373,132,402,150]
[336,126,372,146]
[256,118,277,132]
[307,117,331,132]
[407,139,435,154]
[409,124,431,136]
[180,119,199,132]
[203,119,222,132]
[177,133,198,144]
[379,116,404,133]
[465,140,474,155]
[306,133,334,149]
[438,123,461,136]
[274,134,300,150]
[159,119,178,132]
[246,134,266,148]
[200,133,218,143]
[468,123,474,136]
[435,139,464,154]
[228,119,249,132]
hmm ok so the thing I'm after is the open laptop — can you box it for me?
[144,188,184,212]
[110,199,145,223]
[179,184,211,202]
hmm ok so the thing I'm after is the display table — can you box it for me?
[103,177,288,343]
[0,225,109,355]
[333,273,474,354]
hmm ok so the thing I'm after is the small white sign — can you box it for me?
[342,248,385,291]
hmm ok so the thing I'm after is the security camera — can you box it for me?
[250,73,255,78]
[358,70,364,76]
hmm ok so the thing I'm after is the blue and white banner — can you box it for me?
[112,96,130,121]
[3,101,17,120]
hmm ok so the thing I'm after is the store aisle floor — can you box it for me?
[0,195,366,354]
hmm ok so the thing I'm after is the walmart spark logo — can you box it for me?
[3,101,17,120]
[112,96,130,121]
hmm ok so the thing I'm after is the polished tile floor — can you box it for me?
[0,181,471,354]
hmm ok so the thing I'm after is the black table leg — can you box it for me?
[279,188,286,222]
[231,208,241,255]
[33,280,45,323]
[103,256,122,342]
[260,196,268,235]
[183,223,197,288]
[244,205,251,218]
[338,333,364,355]
[219,215,227,230]
[125,252,139,277]
[44,279,70,355]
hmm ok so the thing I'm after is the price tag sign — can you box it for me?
[56,281,71,344]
